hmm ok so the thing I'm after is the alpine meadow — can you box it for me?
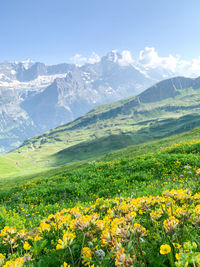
[1,1,200,267]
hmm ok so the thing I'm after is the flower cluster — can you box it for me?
[0,188,200,266]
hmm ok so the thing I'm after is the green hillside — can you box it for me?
[1,124,200,266]
[2,76,200,175]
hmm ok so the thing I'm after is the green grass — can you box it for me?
[0,156,20,175]
[2,112,200,177]
[1,124,200,265]
[1,124,200,192]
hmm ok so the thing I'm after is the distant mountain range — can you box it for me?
[0,51,189,153]
[5,75,200,172]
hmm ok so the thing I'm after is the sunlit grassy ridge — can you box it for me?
[2,77,200,174]
[0,126,200,265]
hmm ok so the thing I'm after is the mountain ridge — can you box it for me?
[0,51,158,153]
[1,75,199,173]
[1,51,199,154]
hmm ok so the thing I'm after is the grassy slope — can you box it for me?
[0,157,19,175]
[0,124,200,232]
[1,124,200,265]
[1,125,200,186]
[2,77,200,175]
[51,113,200,165]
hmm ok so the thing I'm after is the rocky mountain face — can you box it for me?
[0,60,73,153]
[0,51,180,153]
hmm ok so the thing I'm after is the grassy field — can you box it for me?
[0,126,200,265]
[2,112,200,178]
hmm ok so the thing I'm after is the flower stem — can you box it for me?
[78,232,86,267]
[137,235,147,267]
[68,246,75,267]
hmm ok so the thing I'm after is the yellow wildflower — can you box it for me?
[82,247,92,266]
[132,223,147,237]
[173,243,181,249]
[56,230,76,249]
[0,253,5,265]
[39,222,51,232]
[163,216,179,234]
[3,257,24,267]
[34,234,42,242]
[115,247,135,266]
[176,253,180,261]
[23,241,31,250]
[160,244,171,255]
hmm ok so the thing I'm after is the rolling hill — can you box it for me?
[2,75,200,176]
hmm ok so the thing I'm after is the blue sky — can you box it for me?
[0,0,200,64]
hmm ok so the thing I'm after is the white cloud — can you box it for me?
[138,47,178,72]
[137,47,200,77]
[187,57,200,76]
[118,50,134,66]
[87,52,101,64]
[70,48,200,78]
[70,52,100,65]
[69,54,87,65]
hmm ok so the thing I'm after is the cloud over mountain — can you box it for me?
[70,47,200,78]
[70,52,100,65]
[137,47,200,77]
